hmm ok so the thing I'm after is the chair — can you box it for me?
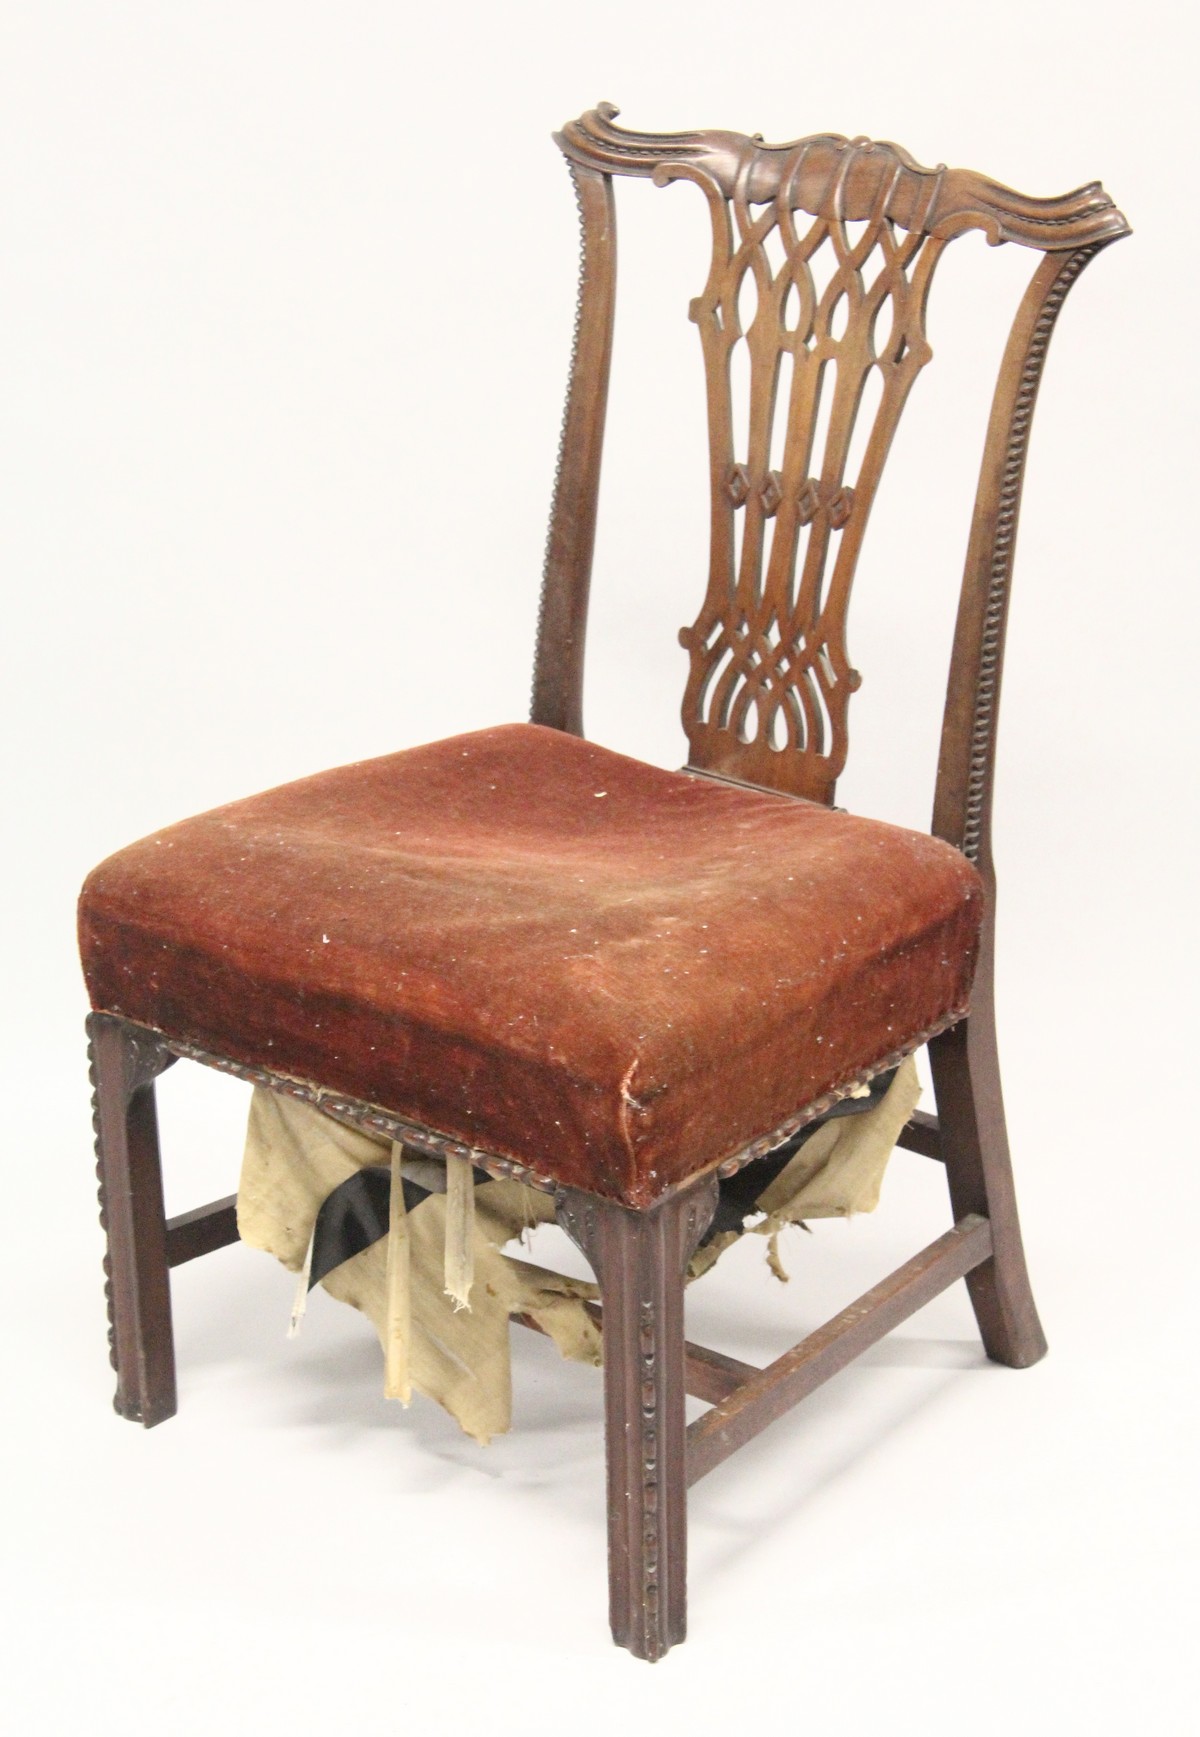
[80,104,1129,1661]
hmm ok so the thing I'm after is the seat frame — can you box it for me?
[87,106,1128,1662]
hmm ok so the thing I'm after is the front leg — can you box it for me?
[88,1013,177,1425]
[557,1171,718,1661]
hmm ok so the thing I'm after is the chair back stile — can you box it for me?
[530,165,617,740]
[531,103,1130,840]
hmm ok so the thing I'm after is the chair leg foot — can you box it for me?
[88,1014,178,1426]
[929,1012,1047,1369]
[558,1173,718,1660]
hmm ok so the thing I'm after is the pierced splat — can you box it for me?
[671,161,945,800]
[547,104,1129,808]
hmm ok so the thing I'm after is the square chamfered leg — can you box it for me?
[557,1172,718,1662]
[88,1013,178,1426]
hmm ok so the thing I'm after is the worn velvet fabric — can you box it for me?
[78,722,982,1205]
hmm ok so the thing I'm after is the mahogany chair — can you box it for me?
[80,105,1129,1661]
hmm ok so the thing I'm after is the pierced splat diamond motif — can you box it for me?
[829,487,855,530]
[796,478,820,524]
[660,137,945,801]
[760,470,783,516]
[545,105,1130,829]
[725,463,751,507]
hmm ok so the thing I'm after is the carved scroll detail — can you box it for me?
[555,1191,598,1254]
[557,104,1130,251]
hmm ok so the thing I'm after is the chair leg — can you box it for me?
[928,998,1047,1369]
[557,1173,718,1661]
[88,1013,178,1425]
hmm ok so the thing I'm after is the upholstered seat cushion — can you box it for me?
[79,722,982,1206]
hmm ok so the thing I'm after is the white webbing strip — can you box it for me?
[287,1222,315,1338]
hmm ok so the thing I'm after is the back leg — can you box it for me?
[89,1013,178,1424]
[929,989,1047,1369]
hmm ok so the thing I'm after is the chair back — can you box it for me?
[532,104,1128,857]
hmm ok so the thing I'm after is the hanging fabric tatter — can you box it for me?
[384,1139,412,1402]
[287,1223,315,1338]
[443,1153,476,1310]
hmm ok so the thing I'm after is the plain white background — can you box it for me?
[2,3,1196,1731]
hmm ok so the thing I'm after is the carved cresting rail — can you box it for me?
[533,104,1130,838]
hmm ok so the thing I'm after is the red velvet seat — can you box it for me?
[80,721,981,1207]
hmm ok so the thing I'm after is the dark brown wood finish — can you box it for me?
[557,1174,719,1661]
[540,104,1129,810]
[928,932,1046,1366]
[896,1108,943,1160]
[89,1013,177,1426]
[517,1296,759,1406]
[531,165,617,737]
[931,245,1105,867]
[686,1214,992,1485]
[919,246,1102,1369]
[166,1195,240,1268]
[82,107,1128,1661]
[671,1335,759,1405]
